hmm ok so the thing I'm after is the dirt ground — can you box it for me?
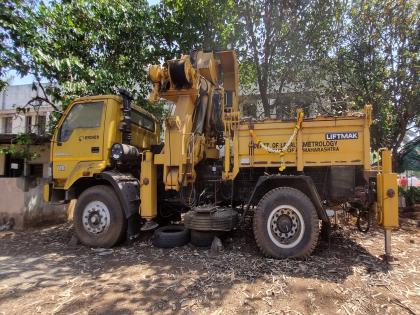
[0,221,419,315]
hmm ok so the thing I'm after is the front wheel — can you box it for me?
[253,187,319,258]
[74,185,127,248]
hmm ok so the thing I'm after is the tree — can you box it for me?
[0,0,36,90]
[320,0,419,156]
[1,0,417,158]
[150,0,236,58]
[33,0,155,100]
[1,0,165,116]
[234,0,342,118]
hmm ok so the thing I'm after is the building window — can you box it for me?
[25,116,32,133]
[3,117,13,134]
[4,154,24,177]
[36,115,46,135]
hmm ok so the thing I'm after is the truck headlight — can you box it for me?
[111,143,124,161]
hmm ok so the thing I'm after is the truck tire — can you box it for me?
[253,187,319,259]
[152,225,190,248]
[74,185,126,248]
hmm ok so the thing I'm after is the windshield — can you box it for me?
[58,102,104,142]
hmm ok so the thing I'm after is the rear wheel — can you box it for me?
[74,185,126,248]
[253,187,319,258]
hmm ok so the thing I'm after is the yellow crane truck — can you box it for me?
[44,50,398,259]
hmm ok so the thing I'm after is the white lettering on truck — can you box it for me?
[325,132,358,140]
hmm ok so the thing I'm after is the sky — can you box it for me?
[6,0,160,86]
[8,70,33,86]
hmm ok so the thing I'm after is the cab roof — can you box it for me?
[72,94,157,121]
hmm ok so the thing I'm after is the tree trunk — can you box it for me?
[259,84,271,117]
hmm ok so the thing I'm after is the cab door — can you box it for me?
[52,101,106,183]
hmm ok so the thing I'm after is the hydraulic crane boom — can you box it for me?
[149,50,239,191]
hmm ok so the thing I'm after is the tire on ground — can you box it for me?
[74,185,127,248]
[190,230,217,247]
[152,225,190,248]
[253,187,319,259]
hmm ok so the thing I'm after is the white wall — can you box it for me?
[0,177,66,229]
[0,109,52,134]
[0,84,54,134]
[0,84,48,110]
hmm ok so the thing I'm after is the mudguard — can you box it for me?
[96,171,140,218]
[96,171,141,237]
[246,175,329,223]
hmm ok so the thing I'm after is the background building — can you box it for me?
[0,84,65,229]
[0,83,52,135]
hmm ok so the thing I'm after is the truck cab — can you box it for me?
[50,95,159,190]
[45,94,160,247]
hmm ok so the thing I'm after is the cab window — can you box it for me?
[131,110,155,132]
[58,102,104,142]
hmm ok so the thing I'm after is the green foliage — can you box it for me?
[151,0,236,56]
[1,0,165,117]
[319,0,419,153]
[0,133,40,160]
[1,0,238,121]
[234,0,343,117]
[0,0,36,89]
[399,187,420,207]
[32,0,155,99]
[234,0,419,155]
[1,0,418,156]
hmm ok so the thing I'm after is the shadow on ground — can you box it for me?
[0,222,390,314]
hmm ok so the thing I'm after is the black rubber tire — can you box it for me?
[253,187,319,259]
[184,208,238,231]
[356,209,371,233]
[152,225,190,248]
[190,230,215,247]
[74,185,127,248]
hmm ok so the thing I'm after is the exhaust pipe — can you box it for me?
[118,88,133,145]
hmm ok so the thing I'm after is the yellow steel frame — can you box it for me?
[140,151,157,219]
[231,105,373,174]
[149,50,241,190]
[376,149,399,229]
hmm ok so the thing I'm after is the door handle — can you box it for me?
[91,147,99,153]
